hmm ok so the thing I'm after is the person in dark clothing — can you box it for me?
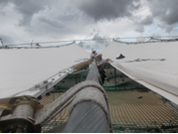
[96,54,110,84]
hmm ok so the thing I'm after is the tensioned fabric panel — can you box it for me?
[102,41,178,105]
[0,43,90,98]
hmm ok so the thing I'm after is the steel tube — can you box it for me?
[62,61,110,133]
[86,60,100,83]
[63,101,109,133]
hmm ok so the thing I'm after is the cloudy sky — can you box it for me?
[1,0,178,51]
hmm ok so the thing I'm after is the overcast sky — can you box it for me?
[1,0,178,51]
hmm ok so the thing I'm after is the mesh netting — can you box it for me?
[38,65,178,133]
[107,90,178,133]
[39,89,178,133]
[39,93,69,132]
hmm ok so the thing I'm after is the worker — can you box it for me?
[96,54,110,84]
[90,50,97,59]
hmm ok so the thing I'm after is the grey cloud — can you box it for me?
[78,41,84,47]
[0,0,9,7]
[85,44,91,49]
[39,17,64,29]
[14,0,48,26]
[140,15,153,25]
[157,22,175,33]
[57,14,78,23]
[0,0,10,15]
[78,41,91,50]
[92,33,110,48]
[133,15,153,33]
[0,9,5,16]
[2,0,49,26]
[78,34,110,51]
[0,34,14,44]
[135,25,144,33]
[77,0,141,21]
[148,0,178,25]
[133,0,178,33]
[93,34,106,44]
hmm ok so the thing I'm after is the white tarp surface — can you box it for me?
[0,43,90,98]
[102,41,178,105]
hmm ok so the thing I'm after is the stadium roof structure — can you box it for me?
[1,39,178,133]
[0,43,90,98]
[1,40,178,103]
[102,40,178,105]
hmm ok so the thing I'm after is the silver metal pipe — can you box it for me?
[63,101,109,133]
[63,61,111,133]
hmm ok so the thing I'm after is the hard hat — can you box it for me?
[97,54,102,57]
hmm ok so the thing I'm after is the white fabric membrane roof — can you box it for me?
[0,43,90,98]
[102,41,178,105]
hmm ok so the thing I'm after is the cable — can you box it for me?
[5,36,178,47]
